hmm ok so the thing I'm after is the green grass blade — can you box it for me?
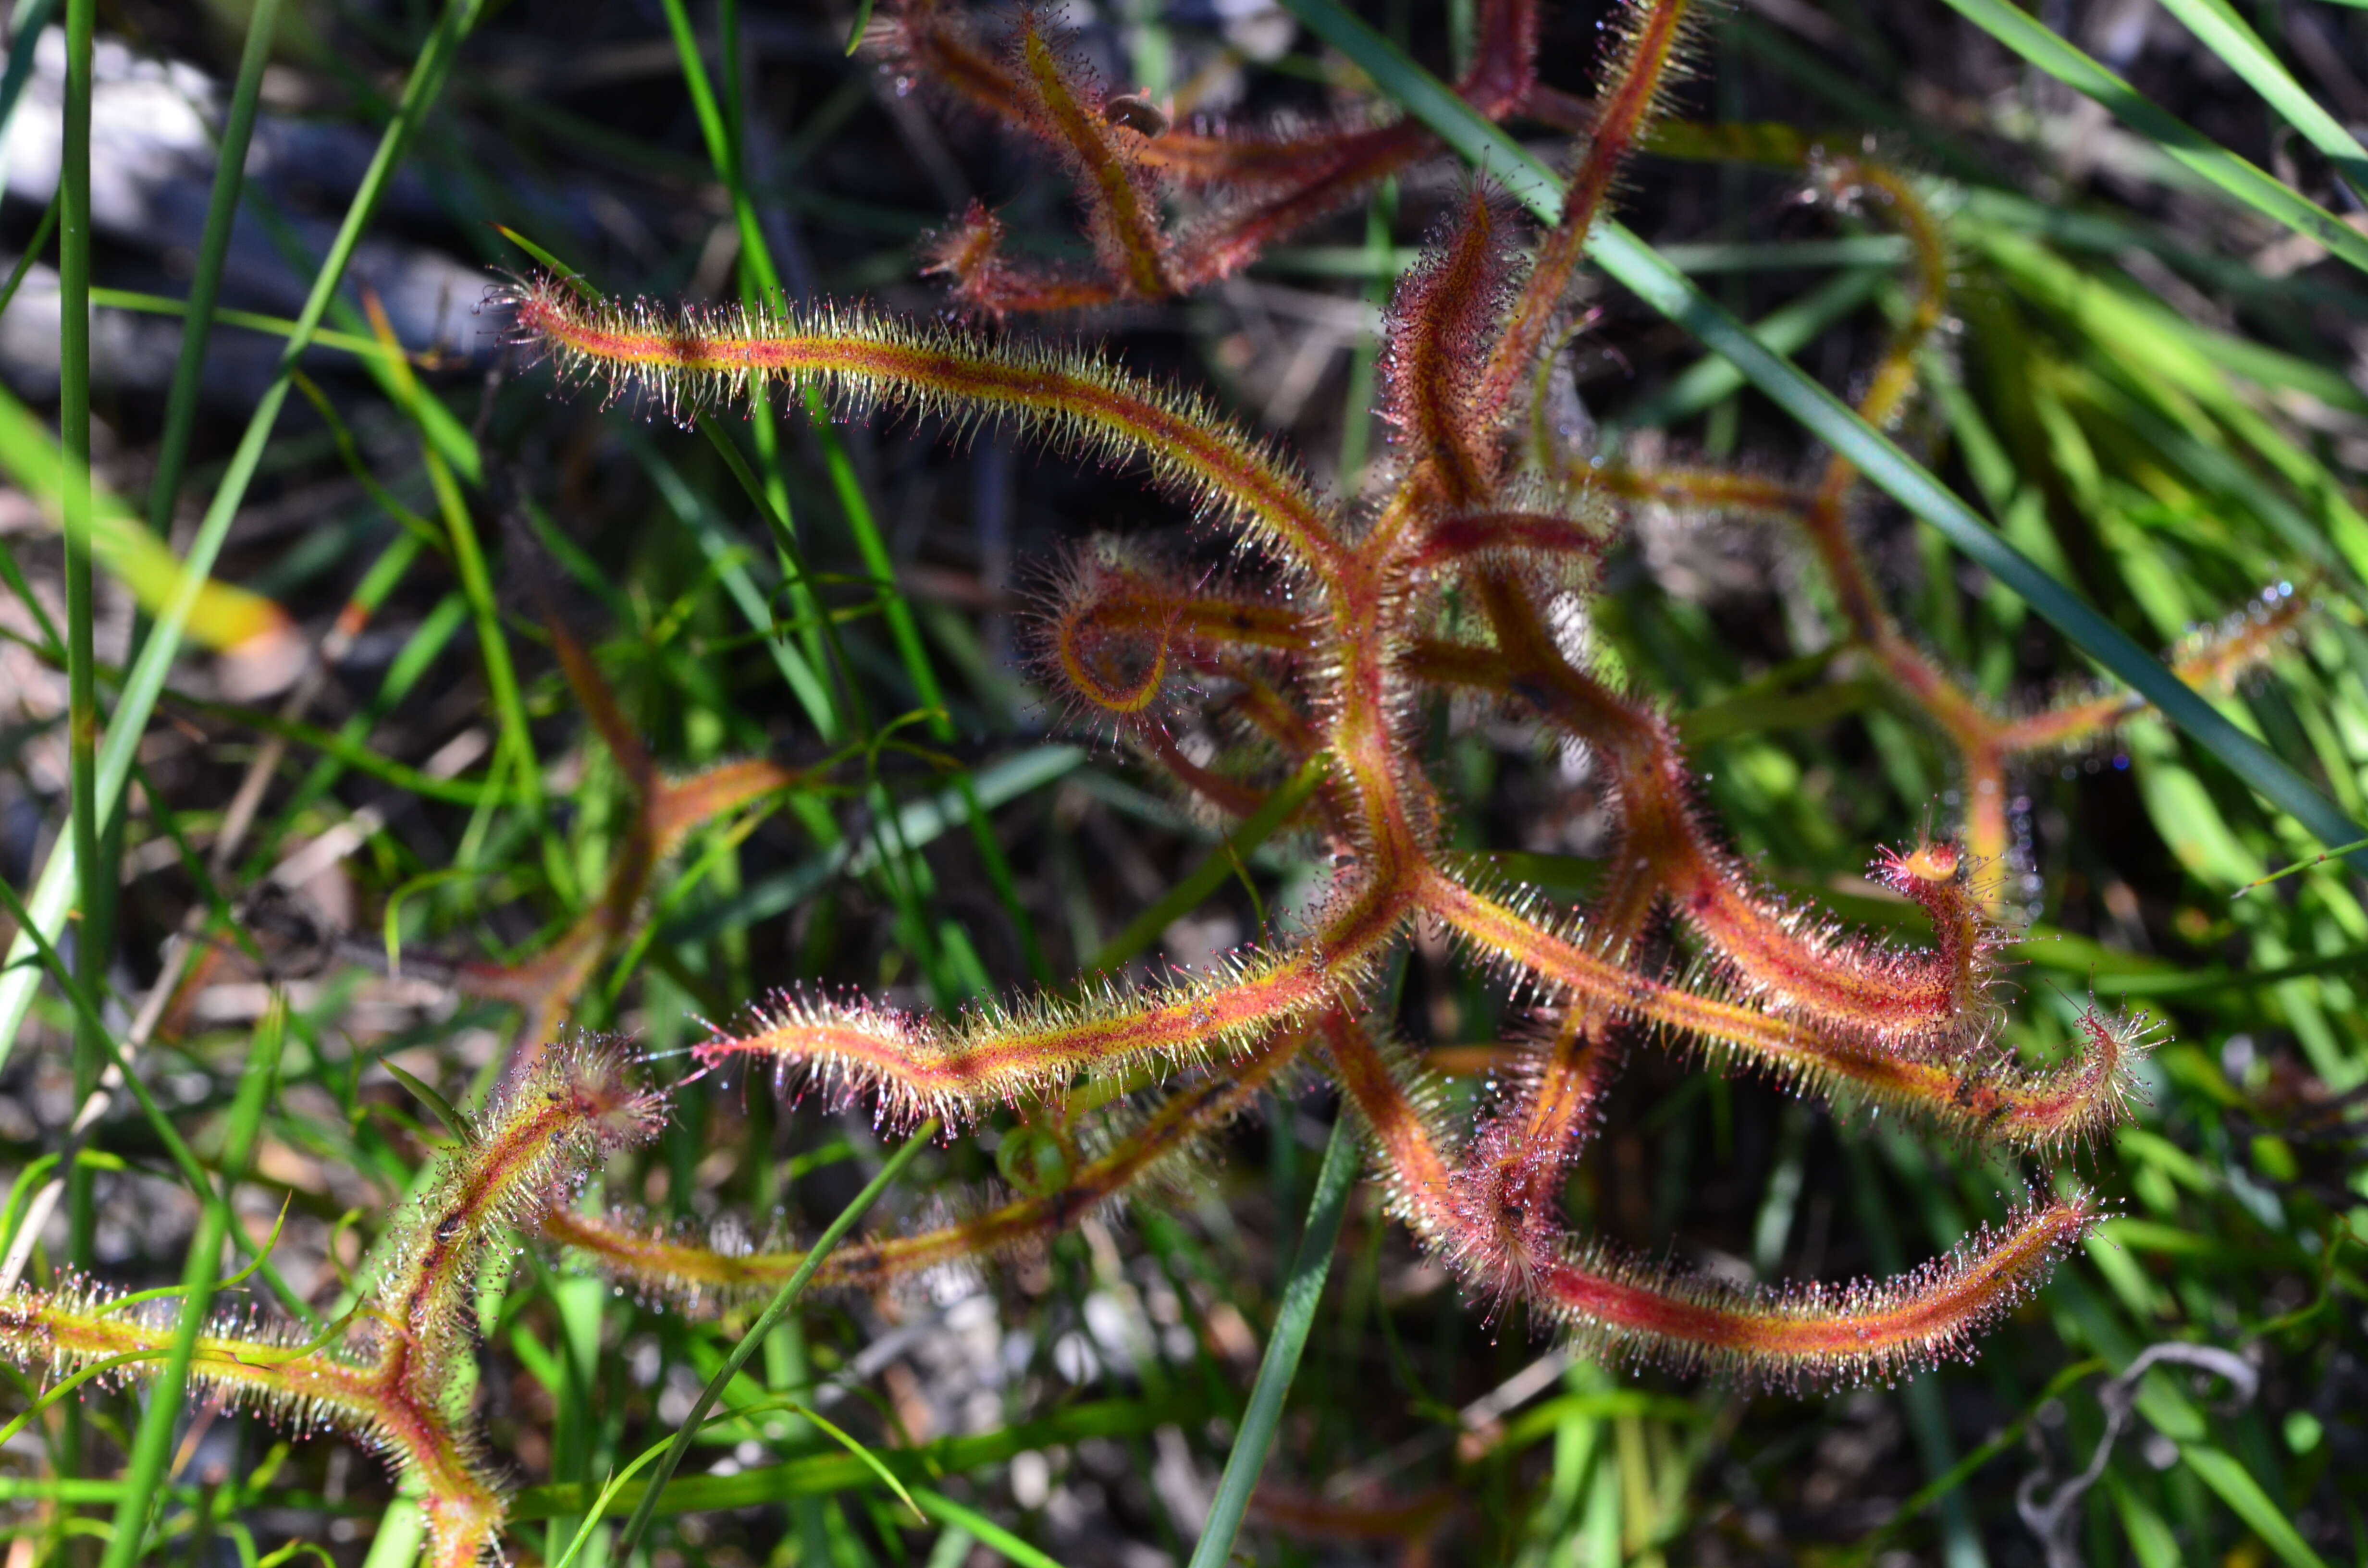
[370,309,556,892]
[98,1004,281,1568]
[0,874,223,1200]
[908,1490,1067,1568]
[0,192,57,321]
[696,420,861,736]
[509,1391,1212,1521]
[2237,837,2368,896]
[1280,0,2368,878]
[142,0,283,545]
[0,0,490,1067]
[88,287,428,368]
[1608,267,1887,432]
[626,430,839,737]
[58,0,102,1391]
[1936,0,2368,276]
[2196,13,2368,175]
[550,1397,916,1568]
[612,1122,937,1562]
[783,1404,923,1524]
[381,1059,465,1140]
[661,0,1048,989]
[656,0,895,727]
[2179,1445,2327,1568]
[665,744,1082,945]
[358,1498,425,1568]
[1085,755,1328,974]
[1184,1112,1359,1568]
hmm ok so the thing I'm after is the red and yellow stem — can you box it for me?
[1475,0,1696,424]
[556,1029,1304,1304]
[1325,1020,2098,1384]
[0,1294,505,1568]
[1589,463,1810,520]
[1382,188,1513,502]
[1418,867,2141,1152]
[508,280,1346,586]
[1012,11,1172,299]
[1441,576,1998,1049]
[0,1046,662,1568]
[695,932,1362,1128]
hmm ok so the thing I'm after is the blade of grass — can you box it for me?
[1085,755,1328,975]
[0,0,491,1067]
[2180,1446,2327,1568]
[0,871,226,1201]
[142,0,283,549]
[172,698,504,808]
[358,1499,425,1568]
[665,0,1050,985]
[0,386,290,649]
[1955,184,2368,319]
[0,872,325,1340]
[694,413,969,1003]
[695,419,973,1005]
[0,532,62,657]
[842,0,878,54]
[908,1490,1067,1568]
[1936,0,2368,276]
[0,1351,177,1451]
[1280,0,2368,878]
[98,1003,281,1568]
[552,1398,919,1568]
[611,1121,938,1562]
[57,1,100,1466]
[665,745,1083,946]
[0,192,57,321]
[251,591,469,869]
[1839,1360,2109,1566]
[2237,837,2368,896]
[361,295,563,900]
[381,1059,465,1140]
[90,288,403,365]
[1184,1111,1360,1568]
[698,419,864,735]
[511,1390,1215,1521]
[1608,267,1887,432]
[622,428,838,738]
[654,0,869,738]
[1971,228,2368,579]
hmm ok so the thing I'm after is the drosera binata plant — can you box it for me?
[0,0,2331,1559]
[486,0,2296,1389]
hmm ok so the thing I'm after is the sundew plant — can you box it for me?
[2,0,2366,1565]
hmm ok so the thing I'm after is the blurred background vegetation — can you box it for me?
[1,0,2366,1563]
